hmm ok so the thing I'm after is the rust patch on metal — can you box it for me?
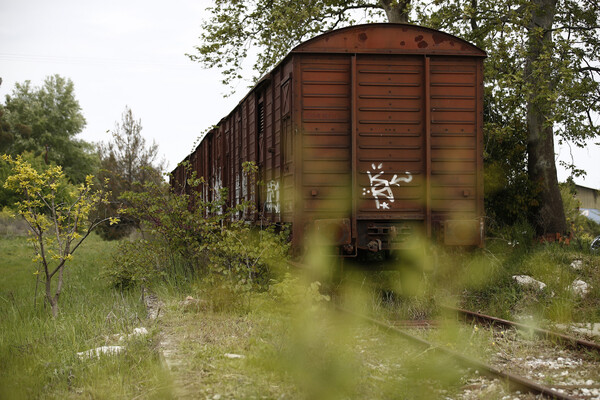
[432,33,446,44]
[358,32,368,41]
[414,35,424,42]
[417,41,429,48]
[400,41,405,46]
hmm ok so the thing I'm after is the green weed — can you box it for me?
[0,235,171,399]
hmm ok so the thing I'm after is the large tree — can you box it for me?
[191,0,600,235]
[96,106,164,240]
[422,0,600,234]
[1,75,98,184]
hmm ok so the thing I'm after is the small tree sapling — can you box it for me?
[2,154,118,317]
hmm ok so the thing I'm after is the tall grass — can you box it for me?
[431,236,600,323]
[3,219,596,399]
[0,234,172,399]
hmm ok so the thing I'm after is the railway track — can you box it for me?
[338,306,583,400]
[287,259,599,398]
[444,306,600,355]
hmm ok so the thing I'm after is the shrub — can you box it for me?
[107,162,289,291]
[103,240,168,288]
[207,223,290,291]
[118,168,219,275]
[560,181,600,249]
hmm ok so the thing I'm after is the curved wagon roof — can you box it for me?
[246,23,486,103]
[187,23,487,156]
[291,23,487,57]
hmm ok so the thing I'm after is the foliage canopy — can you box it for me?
[1,75,98,184]
[188,0,411,90]
[96,106,163,240]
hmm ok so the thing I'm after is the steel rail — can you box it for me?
[287,260,585,398]
[445,306,600,354]
[338,306,579,400]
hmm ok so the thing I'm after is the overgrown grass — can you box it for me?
[430,237,600,324]
[324,230,600,329]
[153,271,488,400]
[0,208,29,237]
[2,220,598,399]
[0,234,172,399]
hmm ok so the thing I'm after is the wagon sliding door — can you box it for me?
[353,55,426,248]
[353,54,482,248]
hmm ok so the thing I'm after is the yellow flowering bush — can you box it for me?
[2,154,118,316]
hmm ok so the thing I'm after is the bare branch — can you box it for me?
[580,66,600,73]
[551,25,600,32]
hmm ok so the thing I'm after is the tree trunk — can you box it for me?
[525,0,566,235]
[379,0,411,23]
[45,277,59,318]
[45,266,64,318]
[50,299,59,318]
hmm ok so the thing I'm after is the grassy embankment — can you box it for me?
[0,233,172,399]
[1,220,599,399]
[134,233,600,399]
[448,237,600,323]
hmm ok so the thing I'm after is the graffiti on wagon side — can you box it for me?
[362,163,412,210]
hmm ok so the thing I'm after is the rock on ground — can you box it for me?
[570,280,590,297]
[512,275,547,291]
[77,345,125,360]
[570,259,583,270]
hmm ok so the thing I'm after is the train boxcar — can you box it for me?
[172,23,487,256]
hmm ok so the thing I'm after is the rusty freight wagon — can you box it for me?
[172,23,486,256]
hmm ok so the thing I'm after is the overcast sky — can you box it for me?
[0,0,240,171]
[1,0,599,189]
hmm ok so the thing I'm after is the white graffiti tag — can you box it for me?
[213,167,223,214]
[362,163,412,210]
[265,180,280,214]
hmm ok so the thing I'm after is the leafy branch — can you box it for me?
[2,154,118,317]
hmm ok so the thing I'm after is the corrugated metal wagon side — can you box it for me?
[181,58,297,226]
